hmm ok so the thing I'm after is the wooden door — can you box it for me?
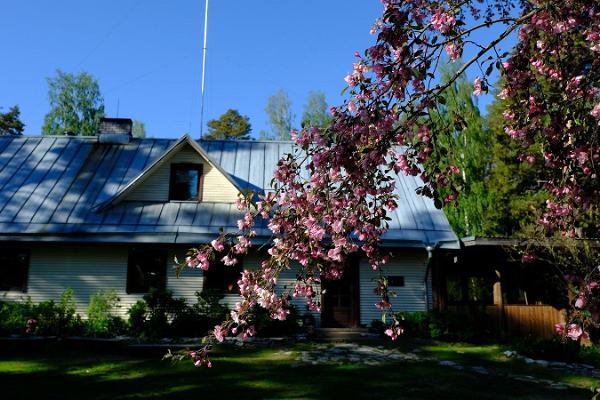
[321,259,359,327]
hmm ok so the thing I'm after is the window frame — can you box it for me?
[203,254,244,295]
[387,276,405,287]
[126,248,168,294]
[169,163,204,202]
[0,248,30,293]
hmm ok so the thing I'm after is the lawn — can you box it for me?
[0,340,596,399]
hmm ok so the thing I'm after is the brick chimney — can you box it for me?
[98,117,133,144]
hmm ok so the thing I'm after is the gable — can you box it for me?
[124,142,239,203]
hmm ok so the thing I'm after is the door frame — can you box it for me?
[320,257,360,328]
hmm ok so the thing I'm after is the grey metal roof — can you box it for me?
[0,135,459,248]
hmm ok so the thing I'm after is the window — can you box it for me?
[127,248,167,294]
[170,163,203,201]
[203,255,243,294]
[0,249,29,292]
[387,276,405,287]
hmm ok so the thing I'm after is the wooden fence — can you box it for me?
[447,304,565,340]
[503,305,566,339]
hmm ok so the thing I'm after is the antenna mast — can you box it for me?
[199,0,209,139]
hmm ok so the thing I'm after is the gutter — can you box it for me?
[423,244,438,310]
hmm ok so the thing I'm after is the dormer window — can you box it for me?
[170,163,203,201]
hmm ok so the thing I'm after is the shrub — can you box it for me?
[34,288,82,336]
[370,310,491,342]
[126,289,190,339]
[192,289,229,322]
[0,297,37,335]
[84,290,126,337]
[144,289,188,338]
[170,290,230,337]
[248,304,301,337]
[127,289,234,339]
[513,337,581,363]
[396,311,431,338]
[127,300,148,337]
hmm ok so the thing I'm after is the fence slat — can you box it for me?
[445,304,564,340]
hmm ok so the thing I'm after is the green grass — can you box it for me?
[0,341,595,399]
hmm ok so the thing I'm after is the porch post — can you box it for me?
[493,269,505,338]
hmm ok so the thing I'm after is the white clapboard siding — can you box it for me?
[12,245,142,318]
[166,249,204,304]
[1,245,428,326]
[359,250,431,326]
[125,145,239,203]
[0,246,209,319]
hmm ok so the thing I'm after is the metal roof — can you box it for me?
[0,135,459,248]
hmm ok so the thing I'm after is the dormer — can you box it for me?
[93,135,241,211]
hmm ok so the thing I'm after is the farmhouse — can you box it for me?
[0,118,459,327]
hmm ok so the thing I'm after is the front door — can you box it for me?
[321,259,359,327]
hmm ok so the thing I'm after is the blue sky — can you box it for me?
[1,1,509,139]
[1,1,385,138]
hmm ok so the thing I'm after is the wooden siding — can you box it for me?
[0,245,205,318]
[125,145,239,203]
[0,246,322,321]
[0,245,138,317]
[359,250,431,326]
[167,249,204,304]
[1,245,425,327]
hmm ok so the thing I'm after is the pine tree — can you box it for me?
[204,109,251,140]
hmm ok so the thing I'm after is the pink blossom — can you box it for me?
[521,254,536,263]
[431,11,456,34]
[473,77,483,96]
[196,253,210,270]
[211,239,225,252]
[384,326,404,340]
[497,88,510,100]
[505,127,527,139]
[444,43,461,61]
[221,255,238,266]
[348,101,357,113]
[185,256,198,268]
[567,324,583,340]
[575,296,587,309]
[213,325,228,342]
[591,103,600,119]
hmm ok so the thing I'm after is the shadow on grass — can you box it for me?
[0,345,592,400]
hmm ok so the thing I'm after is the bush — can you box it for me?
[396,311,430,338]
[170,290,230,337]
[127,300,148,337]
[0,297,37,335]
[144,289,188,338]
[248,304,302,337]
[33,288,82,336]
[126,289,233,338]
[513,337,581,363]
[192,289,229,323]
[127,289,191,339]
[84,290,126,337]
[370,310,490,343]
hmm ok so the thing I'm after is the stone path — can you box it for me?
[290,343,597,391]
[291,343,431,366]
